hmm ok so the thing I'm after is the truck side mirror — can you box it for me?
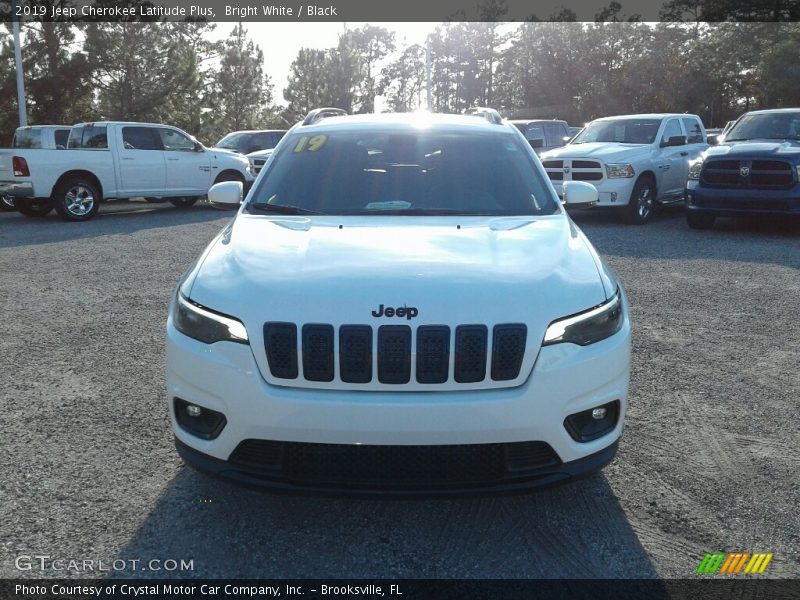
[563,181,598,208]
[193,141,204,152]
[528,138,544,149]
[707,134,719,146]
[208,181,243,210]
[661,135,687,148]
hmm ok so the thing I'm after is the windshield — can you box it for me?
[215,132,249,150]
[247,128,559,217]
[571,118,662,145]
[725,112,800,141]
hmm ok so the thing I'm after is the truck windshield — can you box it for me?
[247,128,559,217]
[571,118,661,145]
[215,133,249,150]
[725,112,800,141]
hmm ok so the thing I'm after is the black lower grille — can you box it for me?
[264,322,298,379]
[491,324,527,381]
[454,325,488,383]
[229,440,561,488]
[377,325,411,384]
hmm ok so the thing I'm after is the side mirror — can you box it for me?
[208,181,243,210]
[661,135,687,147]
[529,138,545,149]
[707,134,719,146]
[193,141,204,152]
[563,181,598,208]
[562,136,571,144]
[247,144,262,154]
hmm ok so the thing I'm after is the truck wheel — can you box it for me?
[16,198,54,217]
[0,193,16,211]
[621,177,656,225]
[686,212,715,230]
[54,178,100,221]
[169,197,200,208]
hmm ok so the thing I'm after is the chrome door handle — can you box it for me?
[680,151,689,156]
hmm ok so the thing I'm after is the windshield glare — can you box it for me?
[247,129,559,217]
[725,112,800,141]
[571,118,661,145]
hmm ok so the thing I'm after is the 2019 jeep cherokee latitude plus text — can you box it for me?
[166,110,632,494]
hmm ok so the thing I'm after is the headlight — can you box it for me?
[688,159,704,181]
[173,293,249,345]
[605,163,635,178]
[543,289,624,346]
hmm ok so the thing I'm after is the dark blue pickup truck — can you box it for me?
[685,108,800,229]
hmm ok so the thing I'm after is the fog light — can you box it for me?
[174,398,226,439]
[564,400,620,443]
[610,192,617,202]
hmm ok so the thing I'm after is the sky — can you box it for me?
[211,23,438,107]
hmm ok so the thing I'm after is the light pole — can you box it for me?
[11,0,28,126]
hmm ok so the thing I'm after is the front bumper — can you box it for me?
[686,181,800,217]
[176,436,619,496]
[166,302,631,494]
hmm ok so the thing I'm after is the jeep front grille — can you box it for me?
[262,322,528,385]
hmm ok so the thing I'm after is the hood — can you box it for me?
[708,140,800,158]
[186,214,609,389]
[542,142,650,162]
[247,148,274,159]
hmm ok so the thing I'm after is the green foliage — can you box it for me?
[3,1,800,144]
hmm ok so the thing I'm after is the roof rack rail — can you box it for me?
[302,107,348,126]
[463,107,504,125]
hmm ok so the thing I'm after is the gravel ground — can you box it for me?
[0,201,798,579]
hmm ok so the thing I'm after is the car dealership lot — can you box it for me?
[1,202,798,579]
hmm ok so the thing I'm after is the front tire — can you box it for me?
[0,193,16,212]
[622,177,656,225]
[16,198,54,217]
[686,212,715,230]
[54,178,100,221]
[168,196,200,208]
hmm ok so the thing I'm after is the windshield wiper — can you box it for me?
[250,203,326,215]
[353,208,499,216]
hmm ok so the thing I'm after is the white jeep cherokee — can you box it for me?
[541,113,708,224]
[166,109,632,494]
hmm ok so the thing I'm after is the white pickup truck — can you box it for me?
[540,113,709,224]
[1,125,72,211]
[0,121,253,221]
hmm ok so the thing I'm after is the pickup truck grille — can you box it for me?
[263,322,528,386]
[250,158,268,176]
[543,159,604,183]
[702,158,795,188]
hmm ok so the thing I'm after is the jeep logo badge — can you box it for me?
[371,304,419,320]
[739,166,750,177]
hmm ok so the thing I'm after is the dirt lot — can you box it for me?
[1,201,798,579]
